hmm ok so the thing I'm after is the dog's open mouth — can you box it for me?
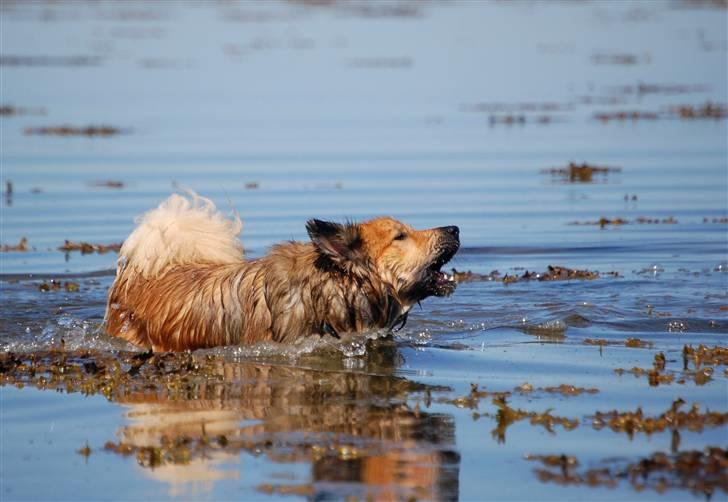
[427,245,459,297]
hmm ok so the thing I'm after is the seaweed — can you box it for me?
[489,396,578,443]
[683,344,728,368]
[625,338,653,349]
[591,53,649,65]
[452,265,610,284]
[528,448,727,496]
[541,162,621,183]
[515,383,599,396]
[38,280,80,293]
[595,111,660,122]
[668,102,727,119]
[0,55,102,67]
[58,240,122,255]
[89,180,125,189]
[24,125,127,137]
[591,399,727,437]
[569,216,677,227]
[1,237,28,252]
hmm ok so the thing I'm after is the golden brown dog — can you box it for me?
[106,193,459,351]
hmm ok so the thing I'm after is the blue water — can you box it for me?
[1,1,727,500]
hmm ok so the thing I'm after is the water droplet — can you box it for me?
[667,320,688,332]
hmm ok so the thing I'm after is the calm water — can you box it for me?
[1,1,727,500]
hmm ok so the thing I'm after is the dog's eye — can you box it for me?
[394,232,407,241]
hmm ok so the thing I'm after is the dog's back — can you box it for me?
[106,193,249,350]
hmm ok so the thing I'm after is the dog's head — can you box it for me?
[306,217,460,305]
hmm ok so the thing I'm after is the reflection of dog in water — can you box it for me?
[113,358,460,499]
[106,192,459,351]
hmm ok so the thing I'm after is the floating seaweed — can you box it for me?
[89,180,125,189]
[609,82,710,96]
[258,483,316,497]
[348,57,413,69]
[24,125,127,137]
[616,367,676,386]
[668,102,727,119]
[462,102,572,113]
[38,280,80,293]
[594,111,660,122]
[515,383,599,396]
[541,162,622,183]
[625,338,653,349]
[0,105,45,116]
[569,216,677,228]
[439,383,511,410]
[77,442,92,458]
[1,237,28,252]
[0,55,102,67]
[683,345,728,368]
[489,396,579,442]
[591,53,650,65]
[590,399,727,437]
[703,217,728,223]
[488,115,561,126]
[528,447,727,497]
[450,269,501,283]
[452,266,609,285]
[615,350,721,387]
[58,240,122,255]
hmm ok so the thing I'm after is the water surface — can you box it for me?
[1,1,727,500]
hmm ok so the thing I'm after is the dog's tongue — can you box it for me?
[436,271,455,286]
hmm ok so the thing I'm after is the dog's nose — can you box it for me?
[442,226,459,239]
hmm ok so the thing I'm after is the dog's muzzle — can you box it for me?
[429,226,460,296]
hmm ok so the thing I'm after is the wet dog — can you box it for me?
[106,193,459,351]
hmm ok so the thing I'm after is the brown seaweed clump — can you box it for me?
[669,102,727,119]
[615,367,675,386]
[683,344,728,369]
[89,180,125,189]
[591,399,728,437]
[450,269,501,283]
[536,265,600,281]
[1,237,29,252]
[58,240,122,255]
[541,162,622,183]
[452,265,609,284]
[527,447,727,497]
[440,383,511,410]
[39,280,80,293]
[594,111,660,122]
[569,217,678,228]
[515,383,599,396]
[625,338,653,349]
[24,125,126,137]
[488,396,579,443]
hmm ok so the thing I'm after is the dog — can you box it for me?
[106,192,459,351]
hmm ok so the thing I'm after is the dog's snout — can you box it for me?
[442,226,459,239]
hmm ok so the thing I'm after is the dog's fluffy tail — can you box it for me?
[118,192,244,279]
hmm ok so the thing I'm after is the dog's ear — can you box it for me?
[306,219,364,267]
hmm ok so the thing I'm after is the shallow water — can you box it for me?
[1,1,727,500]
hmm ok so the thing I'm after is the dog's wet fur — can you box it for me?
[106,193,459,351]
